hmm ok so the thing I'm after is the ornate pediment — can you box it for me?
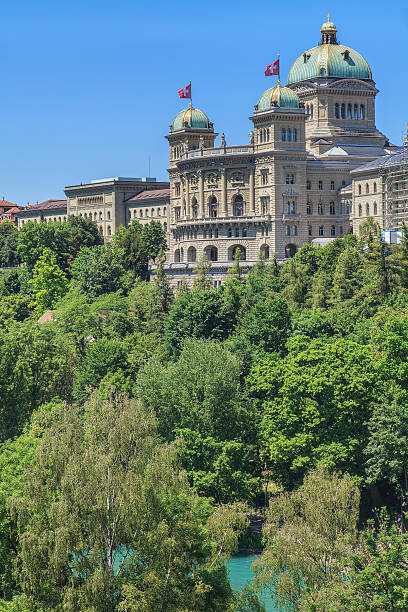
[327,80,375,91]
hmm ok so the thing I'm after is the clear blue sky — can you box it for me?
[1,0,407,205]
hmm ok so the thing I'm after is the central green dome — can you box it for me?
[257,82,299,111]
[287,18,372,84]
[171,106,210,131]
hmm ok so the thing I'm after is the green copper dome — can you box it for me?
[171,106,210,131]
[287,18,372,84]
[257,82,299,111]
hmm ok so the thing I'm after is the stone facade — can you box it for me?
[164,17,398,286]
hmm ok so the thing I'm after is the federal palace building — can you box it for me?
[16,16,408,285]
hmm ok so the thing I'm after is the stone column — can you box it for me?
[249,169,255,213]
[185,176,190,218]
[221,169,227,216]
[198,172,205,217]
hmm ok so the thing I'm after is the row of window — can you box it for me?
[130,207,167,219]
[259,128,270,143]
[358,182,378,195]
[281,128,298,142]
[174,225,249,241]
[78,210,111,221]
[358,202,379,216]
[306,202,350,215]
[335,103,365,120]
[174,244,260,263]
[286,224,344,237]
[307,180,347,191]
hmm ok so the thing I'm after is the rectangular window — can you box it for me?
[318,180,323,190]
[261,170,269,186]
[307,180,311,190]
[331,225,336,237]
[306,203,312,215]
[308,225,312,236]
[281,128,286,142]
[318,203,324,215]
[261,196,270,215]
[286,226,290,236]
[293,128,297,142]
[330,181,335,191]
[319,225,324,236]
[175,183,181,196]
[330,202,335,215]
[285,174,295,185]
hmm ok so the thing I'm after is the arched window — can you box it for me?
[359,204,362,216]
[293,128,297,142]
[205,246,218,261]
[347,103,352,119]
[234,195,244,216]
[281,128,286,142]
[139,210,143,217]
[293,225,298,236]
[94,212,97,220]
[191,198,198,218]
[229,245,246,261]
[360,105,365,119]
[187,246,196,262]
[99,225,103,234]
[374,182,377,193]
[180,248,184,262]
[260,244,270,259]
[151,208,155,216]
[158,208,161,216]
[310,104,314,118]
[99,211,103,220]
[374,202,378,215]
[358,184,362,195]
[209,196,218,218]
[287,128,292,142]
[354,104,358,120]
[366,183,369,194]
[341,103,346,119]
[107,211,111,220]
[107,225,112,236]
[335,103,339,118]
[174,249,180,263]
[145,209,149,217]
[366,203,370,216]
[331,225,336,236]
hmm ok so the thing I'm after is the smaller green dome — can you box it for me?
[257,82,299,111]
[171,106,210,131]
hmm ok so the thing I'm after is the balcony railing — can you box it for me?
[180,145,254,161]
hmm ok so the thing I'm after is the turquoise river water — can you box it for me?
[227,554,278,611]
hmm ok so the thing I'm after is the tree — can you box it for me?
[136,338,248,442]
[247,337,378,488]
[28,248,69,315]
[253,466,360,612]
[114,224,149,279]
[300,510,408,611]
[0,222,19,268]
[0,320,77,442]
[141,220,167,259]
[66,215,103,267]
[17,221,71,273]
[331,246,364,303]
[14,392,249,611]
[70,244,127,298]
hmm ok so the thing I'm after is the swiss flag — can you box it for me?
[265,59,279,77]
[178,83,191,99]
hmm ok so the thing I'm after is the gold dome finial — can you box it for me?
[321,13,338,44]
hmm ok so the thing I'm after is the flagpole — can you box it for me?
[277,54,280,85]
[189,80,192,109]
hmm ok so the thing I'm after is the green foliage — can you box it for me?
[136,338,247,442]
[0,222,19,268]
[164,288,238,357]
[0,295,30,329]
[177,428,260,503]
[70,244,127,298]
[248,337,378,487]
[28,248,69,315]
[14,392,248,611]
[253,466,360,611]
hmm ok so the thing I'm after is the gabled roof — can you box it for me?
[17,200,67,213]
[351,149,408,174]
[0,199,18,209]
[127,189,170,203]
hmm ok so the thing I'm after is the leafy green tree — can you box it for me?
[28,248,69,315]
[0,295,30,329]
[176,428,260,503]
[163,289,237,357]
[253,466,360,612]
[300,510,408,611]
[136,338,248,442]
[192,254,213,290]
[331,245,364,303]
[17,221,71,273]
[0,320,77,441]
[140,220,167,259]
[14,392,248,611]
[66,215,103,267]
[114,224,149,279]
[248,337,378,487]
[0,222,19,268]
[71,244,127,298]
[0,268,31,297]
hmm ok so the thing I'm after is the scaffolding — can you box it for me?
[381,154,408,231]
